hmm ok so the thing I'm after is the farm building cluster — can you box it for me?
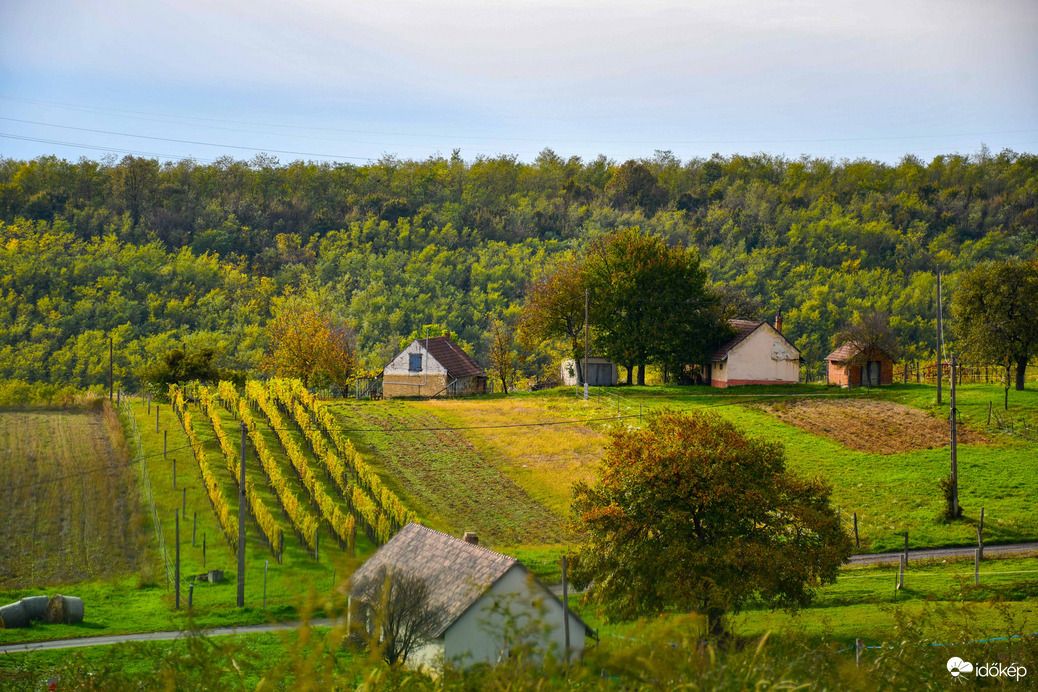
[379,317,894,398]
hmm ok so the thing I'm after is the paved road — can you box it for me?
[0,618,343,655]
[847,541,1038,566]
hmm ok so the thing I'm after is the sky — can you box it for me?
[1,0,1036,165]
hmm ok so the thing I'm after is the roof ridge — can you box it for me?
[403,522,517,562]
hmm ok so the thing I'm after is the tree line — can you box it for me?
[0,149,1036,389]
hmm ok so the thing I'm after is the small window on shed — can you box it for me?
[409,353,423,372]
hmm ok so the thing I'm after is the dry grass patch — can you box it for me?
[760,398,989,454]
[415,398,606,522]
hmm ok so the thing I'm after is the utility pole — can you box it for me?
[237,420,247,608]
[561,555,571,666]
[583,289,589,401]
[936,270,943,405]
[950,352,959,518]
[108,337,114,402]
[175,509,180,610]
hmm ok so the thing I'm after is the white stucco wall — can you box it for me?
[443,565,586,668]
[383,340,449,377]
[560,358,618,386]
[725,325,800,384]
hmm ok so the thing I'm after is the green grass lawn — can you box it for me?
[576,553,1038,649]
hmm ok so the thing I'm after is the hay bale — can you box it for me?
[0,601,30,629]
[19,596,49,621]
[44,594,85,625]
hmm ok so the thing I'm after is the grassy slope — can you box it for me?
[329,399,564,546]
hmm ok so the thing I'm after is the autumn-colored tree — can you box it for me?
[486,318,520,394]
[265,299,357,389]
[571,410,851,636]
[520,254,589,383]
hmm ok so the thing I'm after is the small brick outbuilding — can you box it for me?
[825,342,895,388]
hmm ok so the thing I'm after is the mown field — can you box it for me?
[0,400,142,588]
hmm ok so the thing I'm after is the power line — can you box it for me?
[0,132,217,162]
[0,117,372,162]
[3,95,1036,147]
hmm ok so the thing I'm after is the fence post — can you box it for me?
[853,512,860,549]
[175,509,181,611]
[188,582,194,610]
[182,488,186,518]
[855,638,864,667]
[203,534,206,570]
[898,554,905,589]
[263,560,268,611]
[974,549,980,586]
[192,511,197,548]
[156,405,160,434]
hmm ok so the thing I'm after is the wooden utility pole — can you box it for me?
[950,353,959,518]
[936,271,943,405]
[583,289,589,401]
[238,420,247,608]
[109,337,114,402]
[561,555,571,665]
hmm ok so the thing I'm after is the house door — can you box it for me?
[860,361,880,387]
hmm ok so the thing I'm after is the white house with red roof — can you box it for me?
[709,316,801,387]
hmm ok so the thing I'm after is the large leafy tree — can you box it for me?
[953,260,1038,393]
[571,410,851,636]
[586,228,727,384]
[832,309,900,391]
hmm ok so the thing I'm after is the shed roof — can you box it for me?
[421,336,484,379]
[825,341,894,363]
[349,523,591,638]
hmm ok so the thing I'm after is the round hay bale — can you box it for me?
[63,596,84,624]
[19,596,48,621]
[45,595,85,625]
[0,601,30,629]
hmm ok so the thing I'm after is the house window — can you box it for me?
[409,353,423,372]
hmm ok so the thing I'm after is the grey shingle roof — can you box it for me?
[423,336,484,379]
[349,523,517,637]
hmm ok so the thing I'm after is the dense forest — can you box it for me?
[1,148,1036,389]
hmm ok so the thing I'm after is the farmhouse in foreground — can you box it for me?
[709,316,801,387]
[348,523,592,669]
[826,342,895,388]
[382,336,487,398]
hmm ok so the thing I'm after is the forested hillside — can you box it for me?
[2,149,1036,388]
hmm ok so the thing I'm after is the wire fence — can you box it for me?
[121,394,172,591]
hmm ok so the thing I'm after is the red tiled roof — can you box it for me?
[422,336,484,378]
[825,341,893,363]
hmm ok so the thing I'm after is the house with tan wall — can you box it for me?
[382,335,487,399]
[709,318,801,388]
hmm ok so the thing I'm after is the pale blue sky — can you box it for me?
[2,0,1036,164]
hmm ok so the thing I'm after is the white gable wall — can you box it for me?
[724,325,800,385]
[443,564,586,668]
[383,340,449,376]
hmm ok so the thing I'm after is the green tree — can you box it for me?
[953,260,1038,394]
[571,410,851,636]
[586,228,726,384]
[520,254,590,383]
